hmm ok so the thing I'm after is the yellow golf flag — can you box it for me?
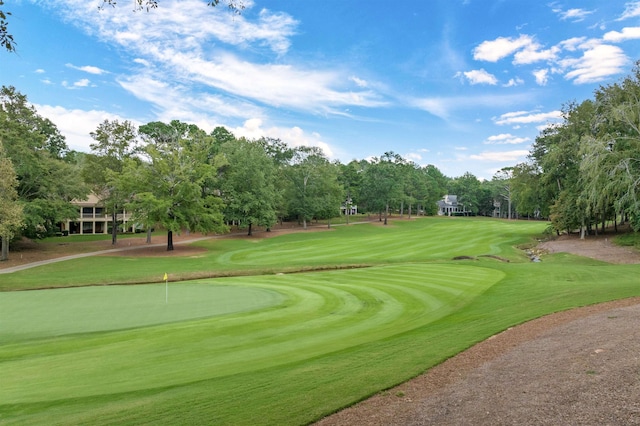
[163,273,168,281]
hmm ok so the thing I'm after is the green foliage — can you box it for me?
[0,86,88,239]
[0,142,22,260]
[220,137,278,234]
[283,147,343,228]
[0,1,14,52]
[122,120,228,249]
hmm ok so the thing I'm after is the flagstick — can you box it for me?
[164,272,168,304]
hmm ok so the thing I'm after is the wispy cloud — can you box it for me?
[618,1,640,20]
[552,7,594,22]
[49,0,385,119]
[484,133,531,145]
[66,64,108,75]
[470,150,530,162]
[493,110,562,126]
[503,77,524,87]
[62,78,93,89]
[411,93,532,121]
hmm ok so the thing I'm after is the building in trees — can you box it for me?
[437,195,467,216]
[61,193,135,235]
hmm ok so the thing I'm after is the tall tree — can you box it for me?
[0,142,23,260]
[284,147,341,229]
[338,160,364,224]
[125,121,227,250]
[84,119,139,245]
[448,172,483,215]
[220,137,278,236]
[360,152,405,225]
[511,162,545,219]
[0,86,87,239]
[492,167,514,219]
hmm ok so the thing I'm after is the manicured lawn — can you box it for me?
[1,217,639,425]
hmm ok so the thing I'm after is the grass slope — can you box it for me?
[1,217,639,425]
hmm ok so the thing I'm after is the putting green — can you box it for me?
[0,284,284,343]
[0,263,502,404]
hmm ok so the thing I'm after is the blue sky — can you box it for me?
[2,0,640,179]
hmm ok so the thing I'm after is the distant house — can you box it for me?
[437,195,466,216]
[60,193,134,235]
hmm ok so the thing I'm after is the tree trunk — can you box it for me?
[303,217,307,230]
[384,202,389,225]
[111,211,118,245]
[408,203,412,219]
[167,230,174,251]
[0,237,8,261]
[248,222,252,236]
[146,228,152,244]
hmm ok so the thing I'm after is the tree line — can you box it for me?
[508,61,640,238]
[3,85,491,257]
[4,60,639,259]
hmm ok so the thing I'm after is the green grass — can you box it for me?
[1,217,639,425]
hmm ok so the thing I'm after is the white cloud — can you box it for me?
[513,44,560,64]
[603,27,640,42]
[411,93,533,120]
[231,118,337,158]
[618,1,640,20]
[560,37,588,51]
[350,76,369,88]
[503,77,524,87]
[559,44,629,84]
[66,64,108,75]
[462,69,498,85]
[52,0,387,116]
[484,134,530,145]
[34,104,139,152]
[62,79,93,89]
[533,68,550,85]
[404,152,423,163]
[473,35,534,62]
[35,69,46,74]
[493,110,562,126]
[118,72,264,122]
[74,78,91,87]
[470,150,529,162]
[555,8,594,22]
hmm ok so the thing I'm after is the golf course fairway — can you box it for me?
[1,217,639,425]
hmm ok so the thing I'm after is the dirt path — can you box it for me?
[316,234,640,425]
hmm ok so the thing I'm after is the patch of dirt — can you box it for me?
[538,232,640,264]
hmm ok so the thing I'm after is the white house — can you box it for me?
[61,193,134,235]
[437,195,466,216]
